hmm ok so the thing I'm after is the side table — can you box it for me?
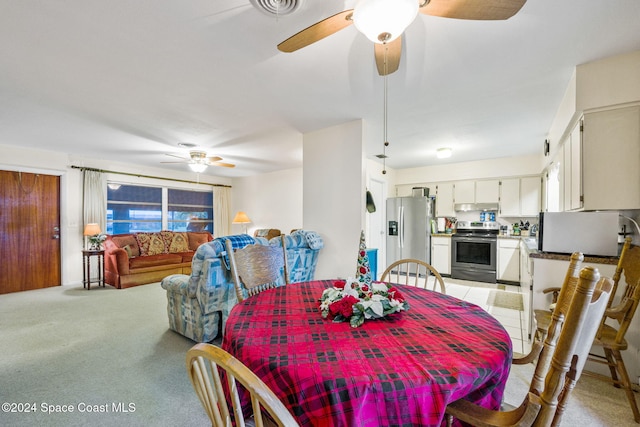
[82,249,105,290]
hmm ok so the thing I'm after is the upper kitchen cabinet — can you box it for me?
[520,176,542,216]
[454,179,500,205]
[499,177,541,217]
[561,120,583,211]
[582,105,640,210]
[436,183,455,217]
[475,180,500,203]
[454,181,475,204]
[499,178,520,216]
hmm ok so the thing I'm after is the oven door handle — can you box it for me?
[453,236,494,243]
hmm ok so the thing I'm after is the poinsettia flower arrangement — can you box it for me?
[319,278,410,328]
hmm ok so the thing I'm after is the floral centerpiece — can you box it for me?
[319,278,409,328]
[87,233,107,250]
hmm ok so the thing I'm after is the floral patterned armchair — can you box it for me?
[160,230,323,342]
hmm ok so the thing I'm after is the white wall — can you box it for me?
[1,143,231,286]
[393,154,543,185]
[231,168,303,236]
[303,120,365,280]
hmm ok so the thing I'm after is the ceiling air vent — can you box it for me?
[249,0,303,16]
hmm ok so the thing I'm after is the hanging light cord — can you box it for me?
[382,44,389,174]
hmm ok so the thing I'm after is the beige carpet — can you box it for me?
[0,283,637,426]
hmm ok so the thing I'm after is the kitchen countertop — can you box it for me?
[431,233,453,237]
[518,236,619,265]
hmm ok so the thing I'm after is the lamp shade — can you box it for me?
[353,0,418,44]
[232,211,251,224]
[83,223,101,236]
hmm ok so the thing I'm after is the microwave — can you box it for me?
[538,211,619,257]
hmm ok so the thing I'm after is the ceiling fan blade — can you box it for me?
[419,0,526,20]
[165,153,190,161]
[207,156,222,162]
[375,38,402,76]
[277,9,354,53]
[209,161,235,168]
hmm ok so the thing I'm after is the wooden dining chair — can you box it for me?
[381,258,446,294]
[527,252,584,355]
[445,265,613,427]
[226,235,290,303]
[186,343,299,427]
[582,237,640,423]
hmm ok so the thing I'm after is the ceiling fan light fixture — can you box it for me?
[353,0,419,44]
[188,163,208,173]
[436,147,452,159]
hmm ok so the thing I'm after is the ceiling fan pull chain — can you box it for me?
[382,45,389,174]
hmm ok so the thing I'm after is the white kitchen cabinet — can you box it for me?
[519,240,533,341]
[431,236,451,275]
[561,120,583,211]
[569,123,582,210]
[582,105,640,210]
[497,238,520,282]
[454,181,475,204]
[499,177,540,217]
[562,137,572,210]
[435,183,455,217]
[475,180,500,203]
[520,176,541,216]
[499,178,520,216]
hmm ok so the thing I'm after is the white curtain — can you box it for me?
[213,186,231,238]
[83,170,106,233]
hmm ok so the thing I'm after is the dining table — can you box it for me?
[221,280,513,427]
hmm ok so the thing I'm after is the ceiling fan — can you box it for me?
[277,0,527,75]
[162,151,235,173]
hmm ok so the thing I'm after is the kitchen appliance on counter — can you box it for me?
[386,196,434,266]
[537,212,619,256]
[451,221,499,283]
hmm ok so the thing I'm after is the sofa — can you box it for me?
[160,230,324,342]
[104,231,213,289]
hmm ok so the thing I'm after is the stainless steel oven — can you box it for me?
[451,221,498,283]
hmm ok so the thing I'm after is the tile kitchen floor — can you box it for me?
[444,278,532,355]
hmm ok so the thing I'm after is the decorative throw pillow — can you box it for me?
[159,231,176,252]
[122,244,134,258]
[168,232,189,253]
[304,231,324,250]
[188,232,211,251]
[135,232,166,256]
[112,235,140,257]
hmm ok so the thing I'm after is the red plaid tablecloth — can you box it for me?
[222,280,512,427]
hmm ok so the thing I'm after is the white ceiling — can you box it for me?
[1,0,639,178]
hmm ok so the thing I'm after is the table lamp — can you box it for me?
[232,211,251,234]
[84,223,102,250]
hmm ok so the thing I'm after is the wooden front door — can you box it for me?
[0,170,61,294]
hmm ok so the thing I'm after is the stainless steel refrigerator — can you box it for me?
[386,196,434,266]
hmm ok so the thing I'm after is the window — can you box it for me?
[168,188,213,232]
[107,184,213,234]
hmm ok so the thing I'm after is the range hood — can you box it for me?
[454,203,499,212]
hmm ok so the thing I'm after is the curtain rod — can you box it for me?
[70,165,232,188]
